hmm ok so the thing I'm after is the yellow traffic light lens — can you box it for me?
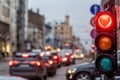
[98,14,112,29]
[98,36,112,50]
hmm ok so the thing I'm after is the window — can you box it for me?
[2,6,10,17]
[5,0,10,6]
[55,27,57,30]
[61,32,64,34]
[61,27,63,30]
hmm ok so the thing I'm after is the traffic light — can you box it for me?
[95,0,117,78]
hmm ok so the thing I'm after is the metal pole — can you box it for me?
[17,0,26,52]
[100,74,115,80]
[101,74,106,80]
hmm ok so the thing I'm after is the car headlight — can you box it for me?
[67,68,77,74]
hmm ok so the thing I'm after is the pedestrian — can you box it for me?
[6,52,9,57]
[1,51,5,61]
[13,51,16,58]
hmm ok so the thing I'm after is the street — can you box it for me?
[0,58,120,80]
[0,58,88,80]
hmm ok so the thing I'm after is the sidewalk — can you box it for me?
[5,57,12,61]
[0,56,12,62]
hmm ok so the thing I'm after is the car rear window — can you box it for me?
[14,52,40,60]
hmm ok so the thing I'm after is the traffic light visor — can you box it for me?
[95,11,115,31]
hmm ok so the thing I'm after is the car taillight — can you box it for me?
[62,57,67,62]
[71,55,74,59]
[54,60,57,64]
[22,54,29,58]
[48,60,53,65]
[9,60,18,66]
[53,55,58,59]
[66,52,70,55]
[31,61,41,66]
[45,62,49,66]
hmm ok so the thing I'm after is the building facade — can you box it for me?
[0,0,28,55]
[0,0,11,54]
[44,24,53,46]
[27,9,45,50]
[54,15,73,45]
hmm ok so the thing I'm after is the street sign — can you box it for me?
[90,17,95,27]
[90,4,101,15]
[90,29,96,39]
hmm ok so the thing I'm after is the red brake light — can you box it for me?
[66,52,69,55]
[31,61,41,66]
[48,60,53,64]
[53,56,58,59]
[95,11,115,31]
[22,54,29,58]
[45,63,49,66]
[9,60,18,66]
[62,57,67,62]
[71,55,74,59]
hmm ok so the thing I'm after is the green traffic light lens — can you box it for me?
[99,57,112,72]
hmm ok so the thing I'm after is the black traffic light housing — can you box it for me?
[95,0,117,78]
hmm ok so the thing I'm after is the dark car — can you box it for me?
[60,49,75,65]
[43,54,57,76]
[66,61,97,80]
[9,52,47,80]
[66,50,120,80]
[50,50,62,68]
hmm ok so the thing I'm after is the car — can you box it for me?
[50,50,62,68]
[66,50,120,80]
[0,75,28,80]
[31,49,41,53]
[66,61,96,80]
[9,52,47,80]
[60,49,75,65]
[43,54,57,76]
[73,50,84,59]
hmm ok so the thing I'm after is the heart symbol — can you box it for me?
[98,15,111,28]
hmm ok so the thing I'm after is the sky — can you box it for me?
[28,0,101,51]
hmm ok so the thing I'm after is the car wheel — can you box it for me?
[44,75,47,80]
[75,72,93,80]
[73,61,75,64]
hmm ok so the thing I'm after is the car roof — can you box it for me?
[31,49,41,52]
[50,50,57,53]
[16,52,39,56]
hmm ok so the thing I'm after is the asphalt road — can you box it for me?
[0,58,88,80]
[0,58,119,80]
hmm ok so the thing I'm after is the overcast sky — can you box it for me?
[28,0,101,51]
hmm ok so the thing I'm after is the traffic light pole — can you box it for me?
[101,74,115,80]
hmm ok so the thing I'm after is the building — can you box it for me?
[54,15,73,46]
[27,9,45,50]
[44,24,53,46]
[0,0,28,55]
[0,0,11,54]
[16,0,28,52]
